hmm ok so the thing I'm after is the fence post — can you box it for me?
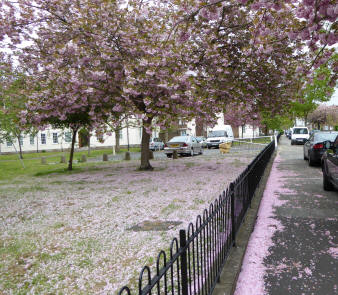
[230,182,236,247]
[274,135,277,148]
[179,230,189,295]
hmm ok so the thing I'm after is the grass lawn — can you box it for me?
[0,148,262,294]
[0,147,140,181]
[232,137,272,146]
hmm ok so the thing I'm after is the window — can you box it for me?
[53,133,58,144]
[65,132,72,143]
[30,135,35,145]
[119,130,123,140]
[6,140,12,147]
[293,128,308,135]
[19,136,23,146]
[41,133,46,144]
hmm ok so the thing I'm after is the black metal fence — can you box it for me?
[118,138,277,295]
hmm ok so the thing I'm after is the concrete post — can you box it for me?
[124,151,131,161]
[60,155,66,163]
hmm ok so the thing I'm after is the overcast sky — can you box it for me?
[326,88,338,106]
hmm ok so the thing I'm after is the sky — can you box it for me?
[326,88,338,106]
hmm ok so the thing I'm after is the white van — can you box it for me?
[291,127,310,145]
[206,125,234,149]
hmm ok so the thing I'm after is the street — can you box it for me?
[234,135,338,295]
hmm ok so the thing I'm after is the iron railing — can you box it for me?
[118,139,276,295]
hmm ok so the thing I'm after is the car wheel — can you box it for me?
[207,146,211,149]
[291,140,294,145]
[166,154,172,158]
[323,169,333,191]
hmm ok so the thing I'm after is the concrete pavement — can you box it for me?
[261,136,337,294]
[214,135,337,295]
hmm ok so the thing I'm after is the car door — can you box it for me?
[304,135,313,158]
[327,136,338,187]
[191,137,197,154]
[194,137,202,153]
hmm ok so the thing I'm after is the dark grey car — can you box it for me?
[321,135,338,191]
[303,131,338,166]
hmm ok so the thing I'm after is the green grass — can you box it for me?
[0,147,141,182]
[0,147,140,161]
[232,137,271,146]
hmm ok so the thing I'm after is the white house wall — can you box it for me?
[238,125,260,138]
[0,123,143,154]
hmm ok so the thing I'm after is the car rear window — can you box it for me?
[169,136,189,142]
[314,133,338,142]
[293,128,308,134]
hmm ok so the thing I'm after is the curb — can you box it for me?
[213,150,278,295]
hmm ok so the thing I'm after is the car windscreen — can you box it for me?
[208,131,227,137]
[314,133,338,142]
[169,136,189,142]
[293,128,308,134]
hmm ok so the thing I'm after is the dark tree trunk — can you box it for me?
[36,133,39,153]
[115,127,121,153]
[87,132,91,156]
[139,117,153,170]
[17,135,23,159]
[68,127,78,171]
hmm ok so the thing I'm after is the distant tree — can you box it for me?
[308,105,338,130]
[291,56,337,125]
[0,58,31,159]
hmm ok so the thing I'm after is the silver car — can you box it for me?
[164,136,203,158]
[149,137,164,151]
[196,136,207,148]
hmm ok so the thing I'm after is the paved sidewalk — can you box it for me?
[233,136,338,295]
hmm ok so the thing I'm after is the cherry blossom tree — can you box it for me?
[0,0,218,170]
[1,0,336,171]
[308,104,338,129]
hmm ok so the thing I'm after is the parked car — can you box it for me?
[303,131,338,166]
[196,136,207,148]
[149,137,164,151]
[291,127,310,145]
[164,135,202,157]
[285,130,292,139]
[206,127,234,149]
[321,135,338,191]
[310,129,320,137]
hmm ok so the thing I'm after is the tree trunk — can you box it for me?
[36,132,39,153]
[139,117,153,170]
[68,127,78,171]
[115,127,120,153]
[17,135,23,159]
[87,132,91,156]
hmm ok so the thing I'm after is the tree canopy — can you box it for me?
[0,0,336,169]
